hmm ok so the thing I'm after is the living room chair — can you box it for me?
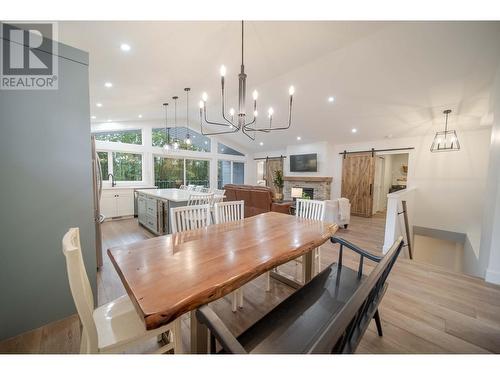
[62,228,182,354]
[214,201,245,312]
[170,204,212,233]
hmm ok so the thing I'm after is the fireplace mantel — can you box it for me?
[283,176,333,183]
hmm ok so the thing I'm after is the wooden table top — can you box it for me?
[108,212,338,330]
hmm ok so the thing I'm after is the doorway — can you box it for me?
[341,151,409,217]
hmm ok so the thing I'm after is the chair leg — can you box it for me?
[238,288,244,308]
[374,309,383,337]
[231,292,237,312]
[266,272,271,292]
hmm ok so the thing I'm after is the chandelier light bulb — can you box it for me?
[268,107,274,117]
[173,141,179,149]
[254,110,258,117]
[202,92,208,102]
[186,138,192,145]
[229,108,235,116]
[220,65,227,77]
[252,90,258,100]
[199,100,204,109]
[289,86,295,96]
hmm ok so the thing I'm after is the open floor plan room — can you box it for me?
[1,2,500,372]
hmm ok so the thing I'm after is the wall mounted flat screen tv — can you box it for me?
[290,153,317,172]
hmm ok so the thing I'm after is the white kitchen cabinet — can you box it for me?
[100,189,134,219]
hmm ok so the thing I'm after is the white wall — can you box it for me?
[330,129,492,269]
[251,141,331,184]
[481,66,500,285]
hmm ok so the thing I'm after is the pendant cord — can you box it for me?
[241,20,244,66]
[445,111,448,133]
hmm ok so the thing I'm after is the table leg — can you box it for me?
[269,249,315,289]
[303,250,313,283]
[190,310,208,354]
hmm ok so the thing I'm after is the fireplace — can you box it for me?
[283,176,332,201]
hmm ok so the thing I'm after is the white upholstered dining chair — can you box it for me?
[214,201,245,312]
[62,228,182,354]
[266,199,326,291]
[170,204,212,234]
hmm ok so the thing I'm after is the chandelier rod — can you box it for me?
[241,20,244,67]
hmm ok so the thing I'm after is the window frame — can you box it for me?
[153,154,211,188]
[217,159,246,188]
[97,149,145,185]
[92,128,144,146]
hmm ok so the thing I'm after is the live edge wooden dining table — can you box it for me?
[108,211,338,353]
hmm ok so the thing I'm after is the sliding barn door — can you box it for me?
[265,157,284,196]
[341,153,375,217]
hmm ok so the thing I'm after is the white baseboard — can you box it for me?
[485,268,500,285]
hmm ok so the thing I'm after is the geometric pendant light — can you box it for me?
[430,109,460,152]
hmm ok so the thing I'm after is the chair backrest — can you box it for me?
[214,200,245,224]
[179,185,188,190]
[170,204,212,233]
[188,193,214,206]
[187,185,196,191]
[62,228,98,353]
[295,199,326,221]
[194,185,209,193]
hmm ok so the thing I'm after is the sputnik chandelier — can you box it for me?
[198,21,295,140]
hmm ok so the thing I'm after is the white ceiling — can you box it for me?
[58,21,500,152]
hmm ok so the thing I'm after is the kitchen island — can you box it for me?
[136,189,193,235]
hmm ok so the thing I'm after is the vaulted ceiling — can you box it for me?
[58,21,500,151]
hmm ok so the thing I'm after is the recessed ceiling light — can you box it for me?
[91,115,96,120]
[296,136,301,141]
[138,114,143,118]
[96,103,102,107]
[104,82,113,88]
[328,96,335,103]
[259,142,264,146]
[351,128,357,133]
[120,43,131,52]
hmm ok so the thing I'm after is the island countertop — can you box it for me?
[135,188,193,202]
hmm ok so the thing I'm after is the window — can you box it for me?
[217,142,244,156]
[97,152,109,181]
[233,162,245,184]
[93,129,142,145]
[217,160,231,189]
[186,159,210,187]
[154,157,184,189]
[112,152,142,181]
[154,156,209,188]
[152,127,211,152]
[218,160,245,189]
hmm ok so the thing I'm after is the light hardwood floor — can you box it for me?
[1,213,500,353]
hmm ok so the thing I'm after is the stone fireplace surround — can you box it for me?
[283,176,333,201]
